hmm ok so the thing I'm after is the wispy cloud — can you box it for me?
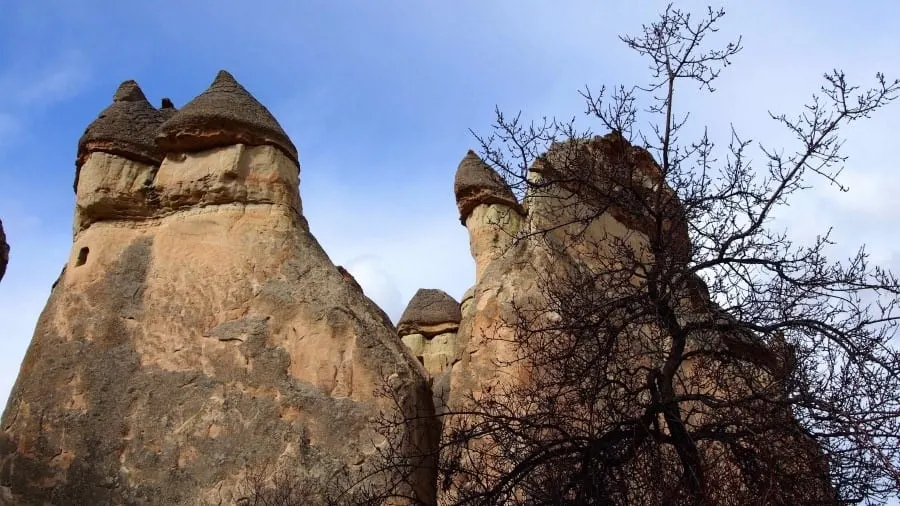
[12,50,91,107]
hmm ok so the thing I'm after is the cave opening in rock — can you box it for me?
[76,247,89,267]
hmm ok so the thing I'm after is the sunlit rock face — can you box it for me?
[453,151,525,282]
[397,289,461,415]
[0,72,437,505]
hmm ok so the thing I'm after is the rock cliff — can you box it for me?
[0,72,437,505]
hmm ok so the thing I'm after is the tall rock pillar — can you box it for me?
[0,71,437,505]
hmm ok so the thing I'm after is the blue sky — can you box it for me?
[0,0,898,422]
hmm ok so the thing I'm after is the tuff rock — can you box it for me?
[156,70,298,166]
[1,73,831,505]
[0,72,437,505]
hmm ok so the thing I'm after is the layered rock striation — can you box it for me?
[0,72,437,505]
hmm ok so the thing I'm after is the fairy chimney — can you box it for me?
[454,150,525,281]
[0,71,437,505]
[73,80,166,232]
[398,289,461,375]
[527,133,691,263]
[156,70,298,165]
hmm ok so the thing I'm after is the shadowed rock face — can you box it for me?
[443,132,829,502]
[532,133,691,262]
[1,72,437,505]
[157,70,298,166]
[0,219,7,282]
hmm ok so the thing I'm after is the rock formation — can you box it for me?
[1,72,832,504]
[0,219,8,282]
[397,289,461,339]
[441,134,830,502]
[156,70,298,166]
[0,72,437,505]
[397,290,461,413]
[453,151,525,282]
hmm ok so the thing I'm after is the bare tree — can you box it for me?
[234,5,899,505]
[428,4,900,505]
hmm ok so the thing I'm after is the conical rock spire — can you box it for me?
[75,80,166,187]
[453,150,522,223]
[157,70,298,165]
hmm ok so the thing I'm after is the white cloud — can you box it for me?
[343,255,404,322]
[15,51,91,107]
[0,49,90,109]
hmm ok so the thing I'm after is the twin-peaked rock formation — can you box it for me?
[0,71,436,505]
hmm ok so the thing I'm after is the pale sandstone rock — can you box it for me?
[0,73,437,505]
[460,286,475,319]
[442,133,828,502]
[75,80,165,190]
[74,152,159,232]
[402,333,426,358]
[153,144,302,215]
[464,203,524,282]
[398,290,463,414]
[401,332,458,378]
[449,135,691,411]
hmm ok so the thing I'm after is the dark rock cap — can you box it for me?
[0,218,8,282]
[453,150,522,224]
[156,70,298,165]
[159,98,177,120]
[397,289,462,330]
[75,80,166,189]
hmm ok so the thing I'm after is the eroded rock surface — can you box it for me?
[397,289,461,338]
[443,137,829,503]
[453,150,523,224]
[75,80,166,191]
[157,70,298,166]
[398,289,461,384]
[0,72,436,505]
